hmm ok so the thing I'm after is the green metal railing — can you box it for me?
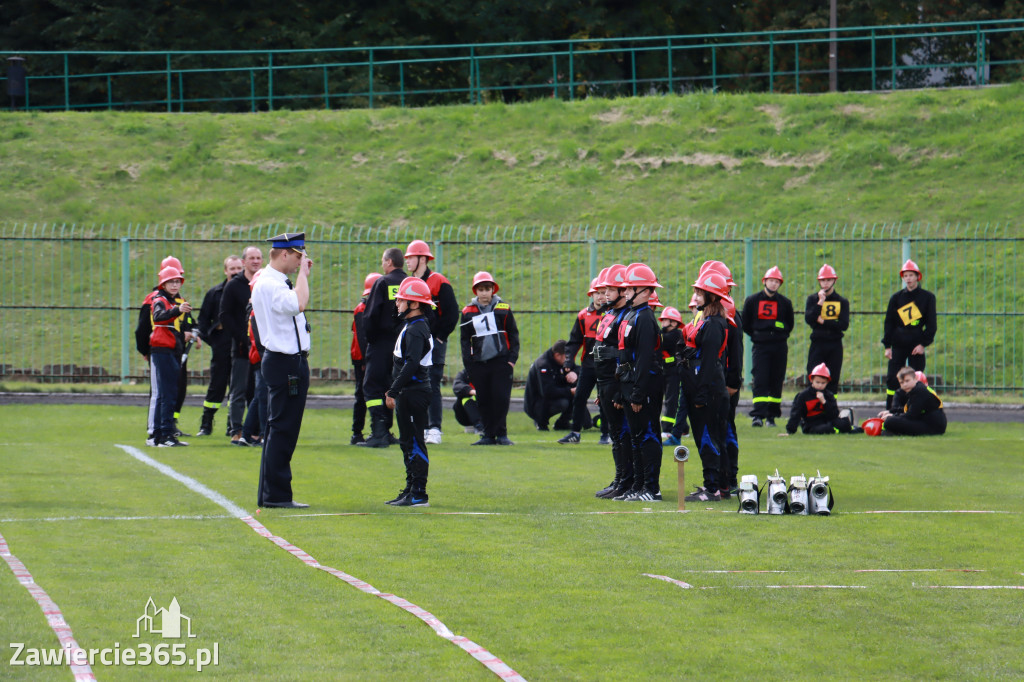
[0,223,1020,396]
[4,19,1024,112]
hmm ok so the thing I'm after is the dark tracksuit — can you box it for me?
[350,296,369,438]
[387,316,433,496]
[197,279,232,430]
[742,290,794,420]
[884,382,946,436]
[145,289,191,443]
[882,287,938,410]
[618,303,665,495]
[594,304,632,491]
[804,290,850,394]
[220,272,256,435]
[660,326,689,437]
[681,313,729,493]
[420,269,459,431]
[785,386,854,435]
[723,311,743,490]
[524,348,574,430]
[172,292,197,422]
[363,268,408,439]
[460,296,520,439]
[452,369,483,430]
[564,304,603,434]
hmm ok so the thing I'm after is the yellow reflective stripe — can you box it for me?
[663,356,675,363]
[661,416,676,425]
[886,389,896,396]
[460,397,476,406]
[202,401,221,410]
[365,399,384,408]
[173,412,181,419]
[752,397,782,403]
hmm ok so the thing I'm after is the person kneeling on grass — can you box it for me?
[385,277,436,507]
[876,366,947,436]
[779,363,860,437]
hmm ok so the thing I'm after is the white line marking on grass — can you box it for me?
[643,574,867,590]
[850,510,1018,514]
[682,569,983,574]
[0,530,96,681]
[642,573,694,588]
[917,585,1024,590]
[115,445,526,682]
[0,514,234,523]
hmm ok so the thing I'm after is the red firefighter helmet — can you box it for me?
[362,272,382,296]
[594,267,610,289]
[157,266,184,288]
[915,370,928,386]
[587,277,600,296]
[649,291,663,308]
[808,362,832,381]
[862,417,884,437]
[699,260,736,287]
[900,259,922,280]
[395,276,436,307]
[818,263,838,281]
[472,271,499,293]
[161,256,184,275]
[692,272,730,299]
[688,293,700,309]
[624,262,664,289]
[762,266,784,283]
[404,239,434,260]
[602,264,628,289]
[659,306,683,324]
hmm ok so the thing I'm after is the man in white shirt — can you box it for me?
[251,232,312,509]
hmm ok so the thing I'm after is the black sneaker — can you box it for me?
[613,487,642,501]
[594,480,618,498]
[360,434,391,448]
[625,489,663,502]
[495,436,515,445]
[765,418,777,428]
[393,493,429,507]
[387,433,400,445]
[684,487,721,502]
[535,423,549,431]
[557,432,581,444]
[598,434,612,445]
[385,488,411,505]
[751,417,764,427]
[196,426,212,436]
[158,437,189,447]
[472,436,497,446]
[350,433,366,445]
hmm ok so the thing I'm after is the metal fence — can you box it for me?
[1,223,1020,396]
[5,19,1024,112]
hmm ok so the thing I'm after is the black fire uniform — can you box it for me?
[220,272,256,436]
[387,315,434,503]
[420,268,460,432]
[350,295,369,442]
[884,382,946,436]
[722,310,743,490]
[362,267,408,446]
[617,302,665,498]
[452,369,483,431]
[741,289,794,421]
[681,313,729,494]
[593,304,632,496]
[460,295,519,441]
[564,303,603,434]
[660,324,689,438]
[197,278,232,434]
[882,286,937,410]
[785,386,854,435]
[804,290,850,394]
[524,347,574,430]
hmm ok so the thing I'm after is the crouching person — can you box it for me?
[385,278,435,507]
[878,367,947,436]
[780,363,858,437]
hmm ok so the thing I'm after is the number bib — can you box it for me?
[897,301,922,326]
[757,300,778,320]
[471,311,498,337]
[387,285,400,301]
[821,300,842,321]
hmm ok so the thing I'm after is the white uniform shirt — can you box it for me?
[251,265,311,354]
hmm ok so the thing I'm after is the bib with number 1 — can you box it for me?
[472,311,498,336]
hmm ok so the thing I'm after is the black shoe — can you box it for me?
[595,480,618,498]
[495,436,515,445]
[553,418,572,431]
[535,423,549,431]
[613,486,642,501]
[558,432,581,444]
[158,437,189,447]
[765,418,776,428]
[751,417,764,427]
[261,500,310,508]
[472,437,497,446]
[174,428,192,437]
[598,434,612,445]
[350,433,366,445]
[392,493,429,507]
[387,432,400,445]
[196,426,212,436]
[385,488,411,505]
[360,434,391,448]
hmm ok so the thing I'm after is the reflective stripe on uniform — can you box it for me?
[886,389,896,396]
[366,398,384,408]
[661,416,676,425]
[203,401,222,410]
[663,356,675,363]
[752,396,782,404]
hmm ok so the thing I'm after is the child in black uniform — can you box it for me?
[882,260,938,410]
[780,363,858,436]
[804,264,849,395]
[385,277,435,507]
[878,367,947,436]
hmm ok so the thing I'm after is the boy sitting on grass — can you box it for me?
[778,363,859,436]
[876,366,947,436]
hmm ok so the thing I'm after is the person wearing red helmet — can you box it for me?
[384,277,436,506]
[779,363,859,436]
[361,248,409,448]
[741,266,795,427]
[804,263,849,395]
[882,259,938,410]
[875,366,946,436]
[139,266,194,447]
[348,272,382,445]
[460,271,519,445]
[658,306,690,446]
[220,245,264,443]
[681,272,732,502]
[557,275,607,444]
[405,239,460,445]
[195,254,243,436]
[592,264,634,498]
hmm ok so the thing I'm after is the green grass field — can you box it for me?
[2,404,1022,680]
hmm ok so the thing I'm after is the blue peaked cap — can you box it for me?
[266,232,306,251]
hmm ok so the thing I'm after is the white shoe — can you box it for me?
[424,428,442,445]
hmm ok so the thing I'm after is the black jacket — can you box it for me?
[804,290,850,342]
[593,305,630,384]
[741,290,794,343]
[725,313,743,391]
[786,385,839,434]
[618,304,662,403]
[364,269,408,346]
[882,287,937,349]
[687,314,728,407]
[524,348,573,422]
[891,381,943,417]
[197,279,229,346]
[421,268,460,343]
[387,316,432,397]
[219,272,253,357]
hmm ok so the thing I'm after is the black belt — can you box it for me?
[266,349,309,358]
